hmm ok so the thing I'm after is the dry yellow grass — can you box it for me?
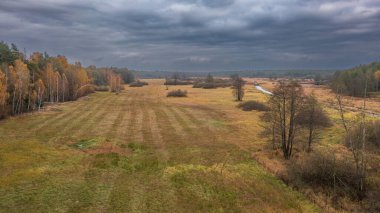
[255,78,380,115]
[0,79,319,212]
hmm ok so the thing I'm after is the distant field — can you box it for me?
[255,78,380,115]
[0,79,317,212]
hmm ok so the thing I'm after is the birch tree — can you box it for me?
[0,70,8,117]
[35,79,45,110]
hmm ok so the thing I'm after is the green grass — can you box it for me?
[70,138,100,149]
[128,142,147,152]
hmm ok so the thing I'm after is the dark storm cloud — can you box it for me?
[0,0,380,71]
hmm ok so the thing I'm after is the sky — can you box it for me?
[0,0,380,72]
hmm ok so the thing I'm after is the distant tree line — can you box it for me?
[192,73,233,89]
[330,62,380,97]
[164,73,193,85]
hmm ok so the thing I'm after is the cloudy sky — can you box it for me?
[1,0,379,71]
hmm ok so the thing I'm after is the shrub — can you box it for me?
[193,82,216,89]
[289,151,365,200]
[192,78,232,89]
[129,81,148,87]
[164,80,193,85]
[167,89,187,97]
[237,101,270,111]
[94,86,109,91]
[368,120,380,149]
[76,85,95,99]
[346,120,380,151]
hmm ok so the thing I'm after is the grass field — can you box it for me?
[0,79,318,212]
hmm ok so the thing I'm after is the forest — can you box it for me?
[330,62,380,97]
[0,41,135,119]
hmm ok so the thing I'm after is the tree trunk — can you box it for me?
[308,126,313,152]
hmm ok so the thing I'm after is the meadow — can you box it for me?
[0,79,318,212]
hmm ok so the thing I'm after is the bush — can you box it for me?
[94,86,109,91]
[289,151,365,200]
[167,89,187,97]
[76,85,95,99]
[193,82,216,89]
[129,81,148,87]
[164,80,193,85]
[237,101,270,111]
[366,120,380,149]
[346,120,380,151]
[192,78,232,89]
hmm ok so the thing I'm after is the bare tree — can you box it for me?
[231,74,245,101]
[165,76,169,90]
[265,80,305,159]
[260,111,279,150]
[335,83,368,199]
[297,93,331,152]
[172,72,179,85]
[206,73,214,83]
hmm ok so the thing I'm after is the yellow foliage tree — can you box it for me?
[61,73,69,102]
[9,60,29,114]
[45,63,55,102]
[0,70,8,117]
[30,52,43,63]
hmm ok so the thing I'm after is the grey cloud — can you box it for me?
[0,0,379,71]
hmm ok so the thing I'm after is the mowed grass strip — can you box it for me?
[113,94,134,145]
[32,94,102,132]
[160,106,187,137]
[49,94,114,138]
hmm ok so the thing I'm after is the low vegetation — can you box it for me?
[347,120,380,150]
[192,74,232,89]
[129,80,148,87]
[167,89,187,97]
[289,150,363,200]
[237,100,269,111]
[94,85,109,92]
[164,73,192,85]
